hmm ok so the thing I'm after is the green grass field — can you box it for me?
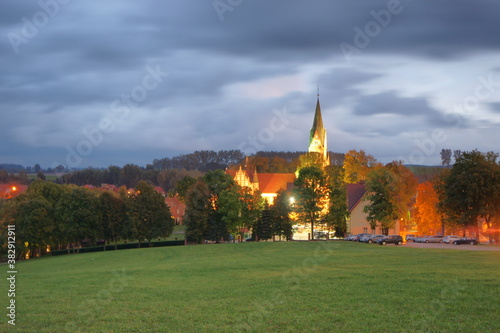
[2,241,499,332]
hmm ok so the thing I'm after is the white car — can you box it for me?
[443,235,461,244]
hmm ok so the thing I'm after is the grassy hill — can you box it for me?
[2,241,499,332]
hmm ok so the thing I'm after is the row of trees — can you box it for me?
[0,169,29,185]
[61,165,203,194]
[440,148,462,167]
[416,150,500,241]
[230,151,346,173]
[150,150,245,172]
[0,180,174,259]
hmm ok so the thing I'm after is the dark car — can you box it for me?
[453,237,479,245]
[378,235,403,245]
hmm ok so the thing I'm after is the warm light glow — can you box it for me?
[11,186,17,191]
[289,197,295,204]
[261,193,276,205]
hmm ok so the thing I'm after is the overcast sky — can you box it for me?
[1,0,500,169]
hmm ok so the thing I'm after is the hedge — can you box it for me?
[51,240,184,256]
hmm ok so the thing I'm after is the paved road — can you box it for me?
[403,242,500,251]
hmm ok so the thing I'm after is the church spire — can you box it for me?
[309,97,326,147]
[308,94,329,165]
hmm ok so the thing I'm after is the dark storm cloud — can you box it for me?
[354,90,435,116]
[353,90,458,130]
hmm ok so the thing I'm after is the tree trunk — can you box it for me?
[310,215,315,241]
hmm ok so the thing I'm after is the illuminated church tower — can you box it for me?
[308,94,330,166]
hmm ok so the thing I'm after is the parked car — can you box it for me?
[366,234,385,244]
[354,233,371,242]
[406,234,417,242]
[344,235,356,241]
[359,234,373,242]
[425,235,444,243]
[414,236,430,243]
[377,235,403,245]
[443,235,461,244]
[453,237,479,245]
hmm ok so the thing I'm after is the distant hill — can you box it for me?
[406,165,448,183]
[0,164,25,173]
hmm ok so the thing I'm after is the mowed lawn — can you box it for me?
[2,241,500,332]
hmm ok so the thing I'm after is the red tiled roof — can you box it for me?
[258,173,296,194]
[346,183,366,211]
[154,186,166,196]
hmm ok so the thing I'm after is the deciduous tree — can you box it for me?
[184,180,211,244]
[293,166,328,239]
[270,190,293,240]
[364,162,417,235]
[324,165,349,237]
[100,191,128,250]
[414,181,442,235]
[343,149,380,183]
[55,188,102,253]
[125,181,174,247]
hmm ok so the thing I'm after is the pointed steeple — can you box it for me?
[309,97,326,146]
[308,94,329,166]
[252,166,259,185]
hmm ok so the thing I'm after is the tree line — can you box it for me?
[0,180,174,259]
[183,170,294,243]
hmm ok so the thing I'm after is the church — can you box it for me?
[227,95,401,237]
[227,95,329,205]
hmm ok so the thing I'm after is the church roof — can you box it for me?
[258,173,296,194]
[309,97,326,144]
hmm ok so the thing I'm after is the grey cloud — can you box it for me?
[489,102,500,114]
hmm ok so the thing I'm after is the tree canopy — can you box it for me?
[437,150,500,241]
